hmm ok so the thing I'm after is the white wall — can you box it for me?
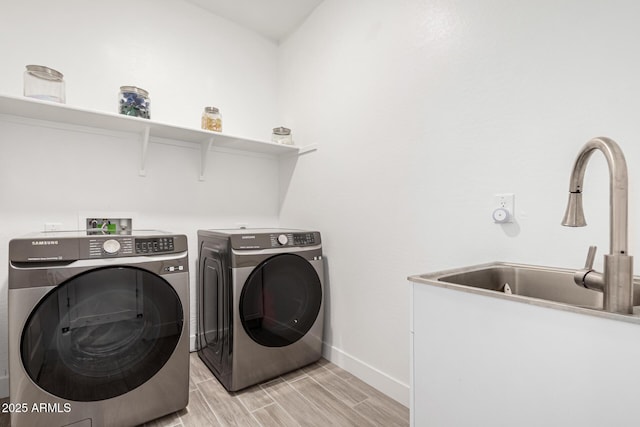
[0,0,278,138]
[5,0,640,410]
[0,0,281,398]
[278,0,640,406]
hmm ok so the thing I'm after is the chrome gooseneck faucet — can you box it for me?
[561,137,633,314]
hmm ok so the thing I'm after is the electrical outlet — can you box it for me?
[493,193,515,223]
[495,193,514,211]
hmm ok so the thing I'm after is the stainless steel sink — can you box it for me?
[413,263,606,310]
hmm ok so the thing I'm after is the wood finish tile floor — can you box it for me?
[0,353,408,427]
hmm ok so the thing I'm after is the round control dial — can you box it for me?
[277,234,289,246]
[103,239,121,254]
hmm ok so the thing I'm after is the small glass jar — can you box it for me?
[24,65,65,103]
[119,86,150,119]
[201,107,222,132]
[272,127,293,145]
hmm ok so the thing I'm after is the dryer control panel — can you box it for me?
[230,231,321,250]
[270,232,317,247]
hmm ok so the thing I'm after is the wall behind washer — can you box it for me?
[0,0,282,398]
[0,0,278,138]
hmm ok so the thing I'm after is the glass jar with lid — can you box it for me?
[201,107,222,132]
[119,86,150,119]
[271,127,293,145]
[23,65,65,103]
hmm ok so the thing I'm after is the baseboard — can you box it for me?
[322,343,409,407]
[0,375,8,398]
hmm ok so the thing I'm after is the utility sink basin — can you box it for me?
[412,262,606,310]
[409,261,640,427]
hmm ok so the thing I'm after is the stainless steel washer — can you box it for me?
[8,230,190,427]
[197,228,324,391]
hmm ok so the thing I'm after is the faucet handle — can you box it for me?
[583,245,597,270]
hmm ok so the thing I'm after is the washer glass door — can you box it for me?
[240,253,322,347]
[21,266,183,402]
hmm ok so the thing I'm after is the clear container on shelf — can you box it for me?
[201,106,222,132]
[23,65,65,103]
[271,127,293,145]
[119,86,150,119]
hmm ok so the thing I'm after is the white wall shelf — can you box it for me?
[0,94,307,180]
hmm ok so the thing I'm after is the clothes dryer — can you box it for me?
[197,229,324,391]
[8,230,189,427]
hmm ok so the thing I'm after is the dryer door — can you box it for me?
[20,266,183,402]
[240,253,322,347]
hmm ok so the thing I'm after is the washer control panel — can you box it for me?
[9,232,188,262]
[135,237,175,254]
[88,236,176,257]
[89,237,134,257]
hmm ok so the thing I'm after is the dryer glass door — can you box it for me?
[20,266,183,402]
[240,253,322,347]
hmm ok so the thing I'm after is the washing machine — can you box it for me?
[8,230,190,427]
[197,228,324,391]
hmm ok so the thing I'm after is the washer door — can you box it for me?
[240,253,322,347]
[20,266,183,402]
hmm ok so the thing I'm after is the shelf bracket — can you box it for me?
[200,137,214,181]
[298,144,318,155]
[139,125,151,177]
